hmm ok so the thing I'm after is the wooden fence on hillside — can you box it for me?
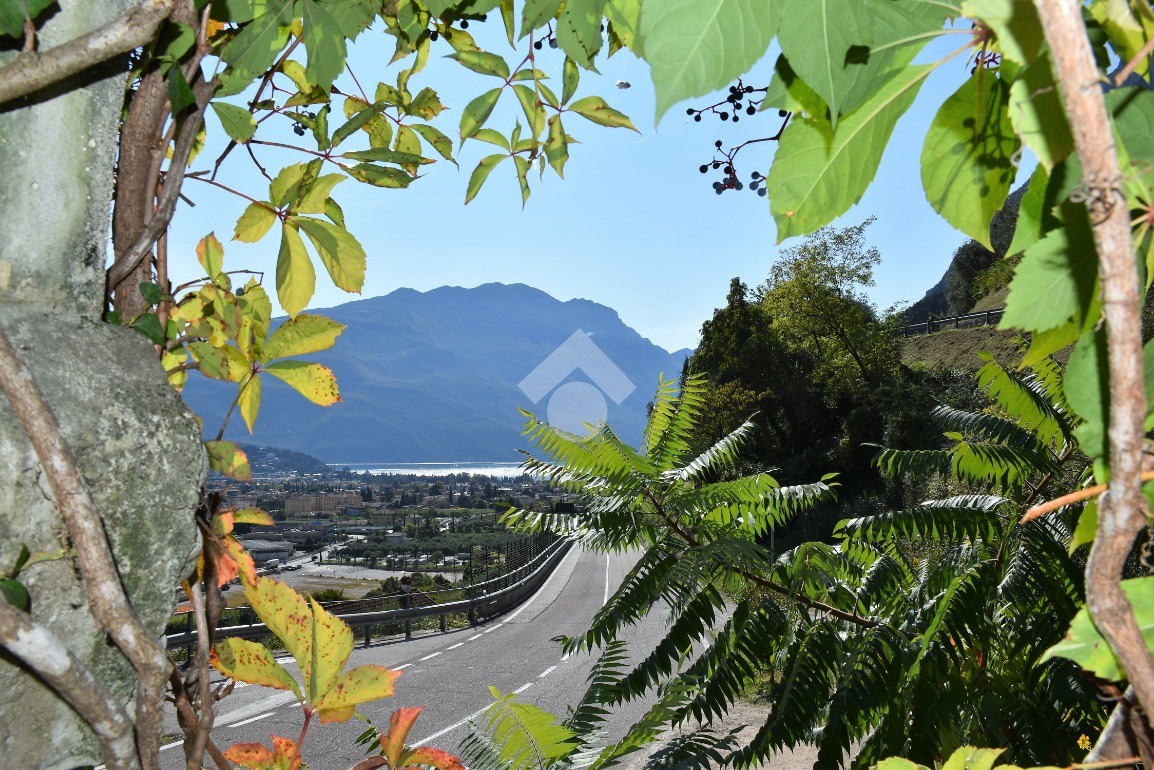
[897,308,1004,337]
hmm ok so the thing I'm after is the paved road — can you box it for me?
[160,546,664,770]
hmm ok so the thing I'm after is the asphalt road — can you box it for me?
[160,546,665,770]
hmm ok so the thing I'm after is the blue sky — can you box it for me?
[169,21,1006,353]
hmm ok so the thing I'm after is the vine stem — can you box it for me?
[1034,0,1154,740]
[1020,470,1154,523]
[0,324,172,770]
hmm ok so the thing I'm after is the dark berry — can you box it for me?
[734,181,744,190]
[751,170,761,179]
[720,112,728,120]
[549,38,558,48]
[430,30,439,40]
[758,187,767,197]
[732,114,739,122]
[460,19,469,28]
[778,109,788,117]
[694,114,701,122]
[712,161,720,169]
[750,181,759,191]
[686,108,695,115]
[235,288,246,297]
[699,164,708,173]
[744,85,754,93]
[715,187,723,195]
[715,140,722,148]
[534,40,542,49]
[747,105,756,115]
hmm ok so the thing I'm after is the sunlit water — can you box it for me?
[333,462,528,478]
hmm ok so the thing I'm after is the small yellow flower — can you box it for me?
[1077,734,1091,750]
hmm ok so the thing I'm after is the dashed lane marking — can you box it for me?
[231,712,275,728]
[538,666,557,678]
[513,682,532,694]
[447,642,464,650]
[418,652,441,661]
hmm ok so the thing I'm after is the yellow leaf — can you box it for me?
[276,224,316,318]
[293,216,366,294]
[242,577,354,705]
[239,373,263,433]
[296,174,345,214]
[264,361,341,406]
[206,440,251,481]
[235,201,279,243]
[162,348,187,391]
[211,638,303,700]
[233,507,274,526]
[223,535,257,586]
[315,665,401,723]
[262,314,346,362]
[196,232,225,277]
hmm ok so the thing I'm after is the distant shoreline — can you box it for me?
[331,462,527,478]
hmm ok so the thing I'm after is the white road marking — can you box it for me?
[394,663,412,670]
[513,682,532,694]
[413,704,491,747]
[561,654,571,661]
[160,741,183,752]
[231,711,275,728]
[447,642,464,650]
[275,657,297,666]
[215,690,297,727]
[603,554,610,606]
[468,633,483,641]
[482,626,497,634]
[419,652,441,661]
[538,666,557,678]
[503,546,580,623]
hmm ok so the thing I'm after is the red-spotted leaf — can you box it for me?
[567,96,638,131]
[206,440,252,481]
[264,360,341,406]
[222,535,257,586]
[379,707,425,767]
[211,638,303,700]
[233,507,275,526]
[315,665,402,723]
[224,735,302,770]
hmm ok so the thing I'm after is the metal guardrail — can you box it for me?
[897,308,1004,336]
[166,536,573,651]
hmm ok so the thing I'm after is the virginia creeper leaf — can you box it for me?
[265,361,342,406]
[294,216,367,293]
[460,87,503,141]
[234,202,279,242]
[212,102,258,143]
[567,95,638,130]
[643,0,780,122]
[410,123,457,164]
[1007,55,1072,172]
[555,0,606,67]
[465,154,506,203]
[206,440,252,481]
[314,665,402,723]
[769,65,930,241]
[262,314,346,361]
[196,232,225,277]
[1043,577,1154,680]
[239,372,263,433]
[961,0,1044,65]
[449,50,511,79]
[921,73,1019,250]
[276,224,315,319]
[521,0,561,37]
[212,638,303,699]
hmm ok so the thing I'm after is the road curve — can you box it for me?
[159,546,664,770]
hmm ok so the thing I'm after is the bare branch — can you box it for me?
[0,602,140,770]
[0,324,171,768]
[1034,0,1154,729]
[0,0,176,107]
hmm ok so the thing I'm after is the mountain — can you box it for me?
[182,283,691,463]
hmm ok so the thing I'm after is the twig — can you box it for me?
[169,667,232,770]
[0,0,177,106]
[1020,470,1154,523]
[1113,35,1154,87]
[185,576,216,767]
[0,603,139,770]
[0,324,172,769]
[1035,0,1154,737]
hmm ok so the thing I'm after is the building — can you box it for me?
[238,539,294,564]
[284,493,362,515]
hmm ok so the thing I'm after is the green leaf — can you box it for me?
[410,123,457,164]
[1008,55,1073,172]
[394,125,424,174]
[196,232,225,277]
[768,65,930,241]
[239,372,263,433]
[465,154,507,203]
[262,314,347,361]
[265,360,342,406]
[276,224,316,318]
[940,747,1007,770]
[1069,499,1097,553]
[1064,328,1109,459]
[234,202,279,242]
[343,163,415,188]
[205,440,252,481]
[294,216,367,293]
[764,54,827,119]
[961,0,1044,65]
[187,341,235,381]
[1043,577,1154,680]
[513,84,546,138]
[134,313,166,346]
[340,147,424,166]
[545,115,568,177]
[567,95,638,130]
[643,0,780,122]
[449,50,511,79]
[296,174,344,215]
[777,0,872,127]
[460,87,503,141]
[301,0,348,92]
[332,98,388,148]
[1006,164,1051,256]
[167,67,196,116]
[212,102,257,144]
[473,128,511,150]
[521,0,561,37]
[562,57,580,105]
[556,0,607,67]
[1001,202,1098,333]
[220,9,290,86]
[921,73,1019,250]
[1089,0,1154,78]
[514,155,531,206]
[269,163,307,208]
[0,0,53,38]
[604,0,642,54]
[0,578,29,610]
[139,281,163,307]
[409,87,446,120]
[1108,87,1154,168]
[326,0,378,38]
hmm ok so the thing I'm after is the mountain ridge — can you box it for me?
[182,283,690,463]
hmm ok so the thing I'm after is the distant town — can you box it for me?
[212,444,568,571]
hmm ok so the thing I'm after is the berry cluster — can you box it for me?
[429,14,486,41]
[698,140,768,197]
[291,111,317,136]
[532,35,558,50]
[686,79,765,123]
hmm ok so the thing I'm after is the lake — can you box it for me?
[334,462,527,478]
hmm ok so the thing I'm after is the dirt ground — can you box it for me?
[221,562,461,606]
